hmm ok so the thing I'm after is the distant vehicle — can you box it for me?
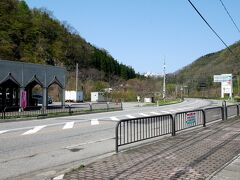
[32,94,53,104]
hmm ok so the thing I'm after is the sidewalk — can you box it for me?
[211,154,240,180]
[63,118,240,179]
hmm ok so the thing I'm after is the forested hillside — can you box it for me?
[0,0,136,80]
[170,41,240,97]
[175,41,240,83]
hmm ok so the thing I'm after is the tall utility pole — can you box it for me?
[76,63,78,92]
[163,58,166,100]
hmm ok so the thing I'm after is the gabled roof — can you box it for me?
[0,73,20,86]
[48,76,64,88]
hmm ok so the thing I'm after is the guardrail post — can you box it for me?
[89,103,92,111]
[172,115,176,136]
[220,106,224,121]
[2,109,4,119]
[222,100,227,120]
[68,105,72,115]
[202,110,206,127]
[115,121,120,153]
[237,104,240,117]
[3,107,7,119]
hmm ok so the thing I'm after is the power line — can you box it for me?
[219,0,240,34]
[187,0,235,56]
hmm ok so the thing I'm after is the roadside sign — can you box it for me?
[214,74,232,82]
[137,96,140,102]
[222,81,232,94]
[186,112,196,125]
[214,74,233,98]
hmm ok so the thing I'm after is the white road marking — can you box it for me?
[126,115,135,118]
[139,113,148,117]
[176,108,186,111]
[53,174,64,180]
[168,109,177,112]
[91,119,99,125]
[22,125,46,135]
[65,137,115,149]
[62,121,75,129]
[110,117,119,121]
[0,130,8,135]
[161,111,171,114]
[150,112,160,115]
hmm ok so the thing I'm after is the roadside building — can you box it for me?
[0,60,66,110]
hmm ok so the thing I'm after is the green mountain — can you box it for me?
[171,41,240,97]
[175,41,240,83]
[0,0,136,80]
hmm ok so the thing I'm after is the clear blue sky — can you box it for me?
[26,0,240,74]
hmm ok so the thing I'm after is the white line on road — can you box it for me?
[0,130,8,135]
[161,111,170,114]
[168,109,177,112]
[176,108,186,111]
[126,115,135,118]
[139,113,148,117]
[62,121,75,129]
[91,119,99,125]
[150,112,160,115]
[110,117,119,121]
[22,125,47,135]
[65,137,115,149]
[53,174,64,180]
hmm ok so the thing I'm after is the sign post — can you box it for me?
[213,74,232,99]
[137,96,140,107]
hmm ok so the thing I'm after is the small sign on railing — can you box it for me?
[186,112,196,125]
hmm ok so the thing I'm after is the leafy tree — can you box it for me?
[0,0,137,81]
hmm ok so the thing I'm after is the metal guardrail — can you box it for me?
[115,114,173,153]
[115,104,239,153]
[0,102,123,120]
[174,110,205,132]
[204,106,224,123]
[226,104,239,118]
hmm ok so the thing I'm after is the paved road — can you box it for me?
[0,98,222,179]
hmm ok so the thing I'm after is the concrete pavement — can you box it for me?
[210,154,240,180]
[62,117,240,180]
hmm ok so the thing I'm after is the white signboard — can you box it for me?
[222,81,232,94]
[214,74,233,98]
[214,74,232,82]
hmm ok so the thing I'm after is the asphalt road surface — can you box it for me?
[0,98,224,180]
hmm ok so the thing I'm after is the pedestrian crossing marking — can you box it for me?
[150,112,160,115]
[110,117,119,121]
[161,111,170,114]
[0,130,8,135]
[139,113,148,117]
[126,115,135,118]
[63,121,75,129]
[22,125,46,135]
[91,119,99,125]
